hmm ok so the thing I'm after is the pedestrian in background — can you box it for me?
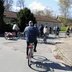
[12,23,19,37]
[39,24,44,37]
[43,26,48,43]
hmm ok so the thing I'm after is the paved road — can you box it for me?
[0,37,72,72]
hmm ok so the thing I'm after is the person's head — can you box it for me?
[34,24,37,27]
[29,21,33,26]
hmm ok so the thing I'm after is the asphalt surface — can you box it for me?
[0,33,72,72]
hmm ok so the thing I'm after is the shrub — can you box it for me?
[60,26,67,32]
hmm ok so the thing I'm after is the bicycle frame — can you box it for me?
[28,43,34,66]
[4,32,16,40]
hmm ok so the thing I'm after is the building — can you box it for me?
[4,11,61,27]
[35,15,61,27]
[4,11,17,24]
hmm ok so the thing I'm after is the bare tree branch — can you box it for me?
[3,0,13,11]
[16,0,25,9]
[59,0,71,18]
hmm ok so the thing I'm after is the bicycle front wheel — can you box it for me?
[28,48,33,66]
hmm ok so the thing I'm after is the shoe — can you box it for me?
[34,49,37,52]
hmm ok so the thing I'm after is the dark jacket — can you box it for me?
[24,25,39,42]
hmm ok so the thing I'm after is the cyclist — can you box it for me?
[56,26,60,36]
[12,23,19,37]
[24,21,39,58]
[66,27,70,37]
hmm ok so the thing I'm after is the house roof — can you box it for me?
[35,15,60,23]
[4,11,60,23]
[4,11,17,18]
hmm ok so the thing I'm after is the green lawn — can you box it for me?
[60,26,67,32]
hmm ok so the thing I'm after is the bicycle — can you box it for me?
[4,32,16,40]
[43,33,48,43]
[27,43,34,66]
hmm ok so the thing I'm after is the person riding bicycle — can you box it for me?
[12,23,20,37]
[66,27,70,37]
[24,21,39,58]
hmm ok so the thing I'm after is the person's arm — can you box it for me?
[24,28,26,37]
[23,27,28,38]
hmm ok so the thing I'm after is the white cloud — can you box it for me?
[28,1,46,11]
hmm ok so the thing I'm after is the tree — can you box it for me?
[58,0,71,25]
[57,16,68,26]
[0,0,12,33]
[59,0,71,17]
[44,9,54,18]
[3,0,13,11]
[33,9,53,17]
[17,7,37,31]
[16,0,25,9]
[0,0,6,33]
[34,10,44,16]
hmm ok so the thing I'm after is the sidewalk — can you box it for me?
[0,37,72,72]
[53,37,72,67]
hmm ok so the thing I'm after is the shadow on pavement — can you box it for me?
[38,38,62,45]
[44,41,63,45]
[28,55,72,72]
[4,37,19,41]
[47,37,57,39]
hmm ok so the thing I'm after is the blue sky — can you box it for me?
[12,0,60,15]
